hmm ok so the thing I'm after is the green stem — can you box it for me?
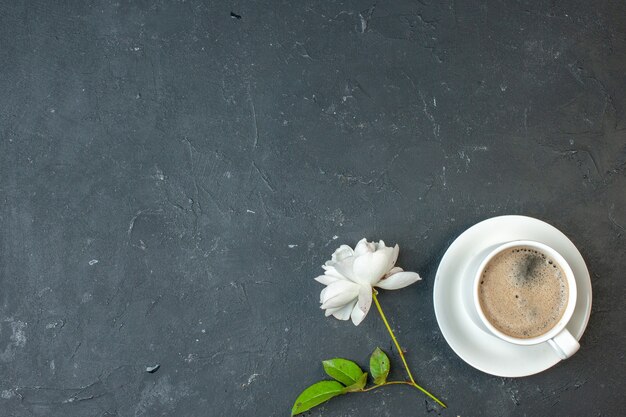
[371,289,447,408]
[360,381,414,392]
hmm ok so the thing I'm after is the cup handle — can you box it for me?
[547,328,580,360]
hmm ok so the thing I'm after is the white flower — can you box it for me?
[315,238,422,326]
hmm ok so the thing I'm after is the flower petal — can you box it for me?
[354,238,374,256]
[385,266,403,277]
[319,286,328,303]
[314,274,340,286]
[353,248,395,285]
[332,256,362,284]
[350,304,365,325]
[320,280,360,309]
[321,265,348,280]
[350,290,371,326]
[350,284,372,325]
[330,300,356,320]
[387,244,399,271]
[376,271,422,290]
[331,244,354,262]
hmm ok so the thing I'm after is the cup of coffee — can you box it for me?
[470,240,579,359]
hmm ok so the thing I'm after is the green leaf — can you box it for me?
[342,372,368,393]
[291,380,345,416]
[322,358,364,386]
[369,347,390,385]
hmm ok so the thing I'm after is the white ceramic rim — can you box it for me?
[472,240,578,345]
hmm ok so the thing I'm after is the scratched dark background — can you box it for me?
[1,1,625,416]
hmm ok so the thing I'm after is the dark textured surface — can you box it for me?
[1,1,625,416]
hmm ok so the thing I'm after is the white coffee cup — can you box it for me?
[467,240,580,360]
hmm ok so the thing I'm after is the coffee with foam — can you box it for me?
[478,247,569,339]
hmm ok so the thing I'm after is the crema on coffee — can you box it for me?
[478,247,568,339]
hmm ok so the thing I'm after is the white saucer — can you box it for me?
[433,215,592,377]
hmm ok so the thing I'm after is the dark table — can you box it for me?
[1,1,624,416]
